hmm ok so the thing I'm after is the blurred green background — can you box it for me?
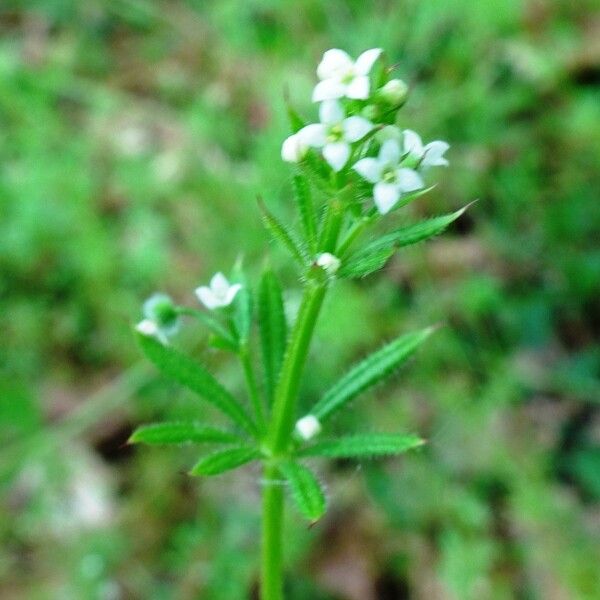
[1,1,599,598]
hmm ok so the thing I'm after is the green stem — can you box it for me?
[261,463,284,600]
[240,343,266,432]
[267,281,327,453]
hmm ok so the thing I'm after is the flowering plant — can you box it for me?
[130,48,469,599]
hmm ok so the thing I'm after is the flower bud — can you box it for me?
[281,133,307,163]
[361,104,380,121]
[316,252,341,275]
[143,293,179,334]
[295,415,322,440]
[379,78,408,107]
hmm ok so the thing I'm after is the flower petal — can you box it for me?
[354,48,382,75]
[317,49,353,80]
[422,141,450,166]
[319,99,344,125]
[323,142,350,172]
[342,116,373,142]
[373,182,400,215]
[298,123,326,148]
[195,286,219,310]
[345,75,370,100]
[312,79,346,102]
[396,168,424,192]
[224,283,242,306]
[211,272,229,295]
[353,157,382,183]
[403,129,424,156]
[379,139,401,165]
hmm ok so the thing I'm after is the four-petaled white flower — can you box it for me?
[281,133,307,163]
[316,252,341,275]
[298,100,373,172]
[403,129,449,168]
[353,139,424,215]
[195,272,242,310]
[313,48,382,102]
[295,415,322,440]
[136,318,169,345]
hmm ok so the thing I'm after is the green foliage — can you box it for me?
[310,328,435,421]
[136,333,256,436]
[190,446,261,476]
[292,175,318,253]
[279,461,327,522]
[231,263,253,344]
[128,422,240,445]
[299,434,425,458]
[338,246,395,279]
[258,269,288,404]
[258,198,308,266]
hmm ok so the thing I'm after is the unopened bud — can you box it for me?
[316,252,341,275]
[380,79,408,107]
[281,133,307,163]
[295,415,322,440]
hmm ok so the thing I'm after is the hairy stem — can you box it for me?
[267,281,327,453]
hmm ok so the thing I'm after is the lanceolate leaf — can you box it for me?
[310,327,435,422]
[360,204,472,257]
[338,246,395,279]
[129,422,241,445]
[189,446,260,476]
[299,434,425,458]
[279,460,326,522]
[293,175,317,252]
[258,198,308,266]
[136,334,256,436]
[258,269,287,404]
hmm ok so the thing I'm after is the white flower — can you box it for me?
[316,252,341,275]
[313,48,382,102]
[136,319,168,345]
[195,272,242,310]
[353,139,424,215]
[297,100,373,171]
[281,133,307,163]
[295,415,322,440]
[403,129,449,168]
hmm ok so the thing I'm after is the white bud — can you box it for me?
[281,133,307,163]
[295,415,322,440]
[380,79,408,106]
[316,252,341,275]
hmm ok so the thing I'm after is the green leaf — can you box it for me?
[299,433,425,458]
[189,446,260,476]
[285,99,306,133]
[136,334,256,435]
[129,422,240,445]
[258,269,288,404]
[231,261,252,343]
[310,327,435,421]
[293,175,317,252]
[258,198,308,266]
[338,245,395,279]
[279,460,327,522]
[361,204,472,257]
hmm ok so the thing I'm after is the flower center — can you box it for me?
[341,68,355,84]
[382,166,397,183]
[326,123,344,143]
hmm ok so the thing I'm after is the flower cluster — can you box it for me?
[136,272,241,345]
[282,48,449,215]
